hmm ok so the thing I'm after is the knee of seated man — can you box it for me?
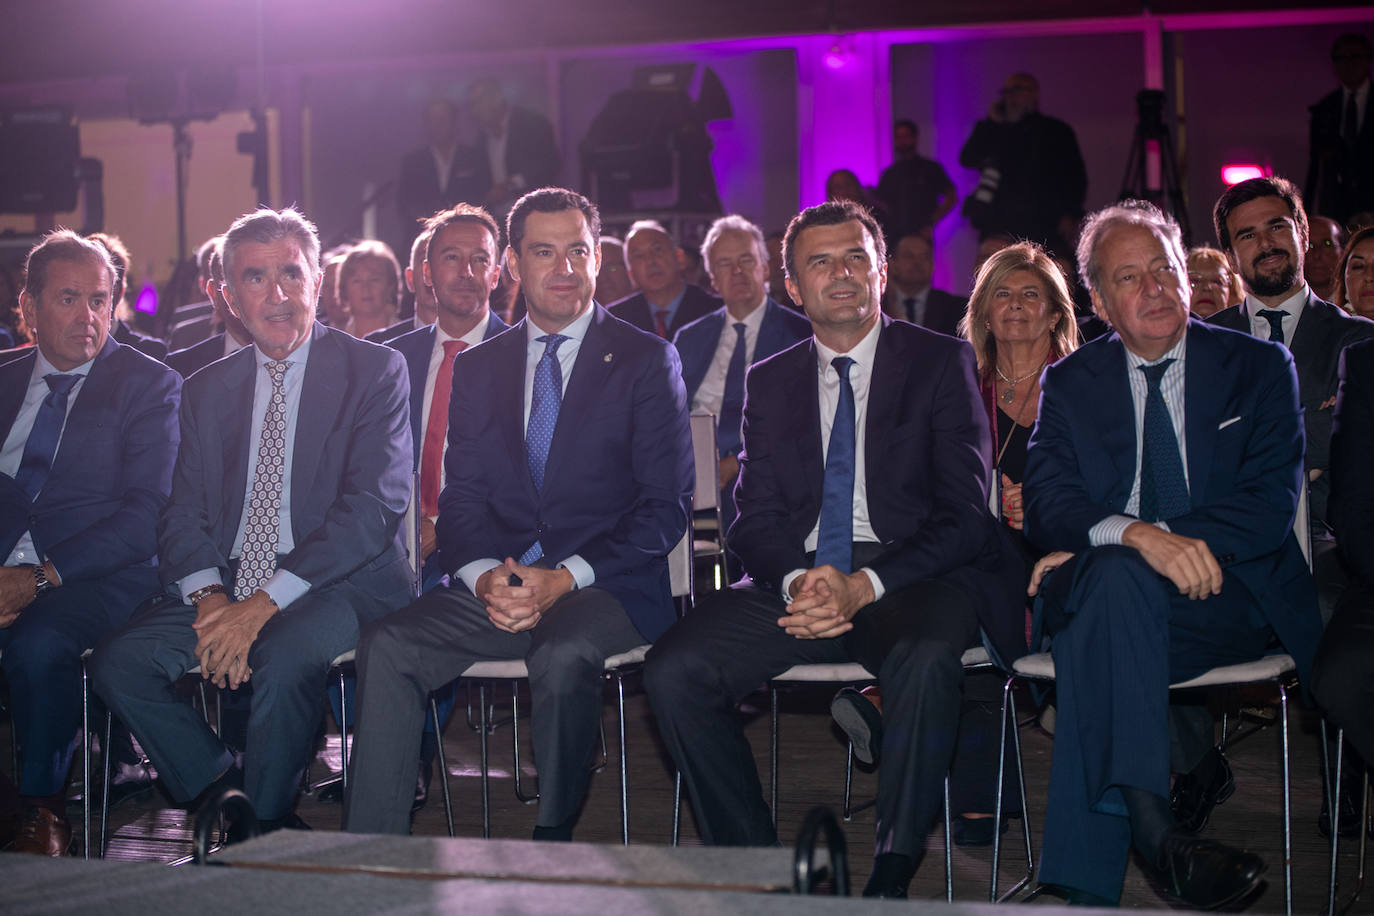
[883,635,963,688]
[1073,545,1169,604]
[643,638,713,708]
[3,617,82,678]
[525,631,606,688]
[1310,642,1362,718]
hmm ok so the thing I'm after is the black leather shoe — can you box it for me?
[862,853,916,899]
[1171,747,1235,834]
[830,687,883,765]
[953,812,1014,847]
[1318,784,1361,839]
[1151,832,1265,910]
[412,758,433,813]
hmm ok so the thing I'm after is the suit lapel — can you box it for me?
[291,327,347,539]
[218,343,259,537]
[864,319,905,485]
[792,339,824,496]
[1092,337,1138,499]
[1288,291,1328,383]
[0,350,36,442]
[1182,323,1227,508]
[499,321,536,502]
[544,308,615,491]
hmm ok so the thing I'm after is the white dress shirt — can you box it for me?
[780,318,885,602]
[420,313,492,516]
[1242,284,1309,348]
[1088,334,1190,546]
[691,297,768,416]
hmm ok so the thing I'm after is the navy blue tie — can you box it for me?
[521,333,568,565]
[1257,309,1286,346]
[717,322,748,457]
[16,373,81,502]
[815,356,856,573]
[1137,359,1189,522]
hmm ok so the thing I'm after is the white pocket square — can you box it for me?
[1217,416,1242,430]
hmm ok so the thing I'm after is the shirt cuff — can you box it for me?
[261,569,311,611]
[1089,514,1169,546]
[459,558,504,596]
[860,567,885,603]
[178,568,224,605]
[781,568,806,603]
[558,554,595,590]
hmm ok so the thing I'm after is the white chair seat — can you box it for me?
[1012,651,1296,690]
[329,650,356,668]
[773,647,991,684]
[460,645,651,682]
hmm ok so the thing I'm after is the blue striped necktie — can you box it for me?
[521,333,568,565]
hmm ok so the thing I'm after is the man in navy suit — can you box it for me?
[609,220,720,339]
[92,207,414,835]
[1023,201,1321,908]
[165,240,252,379]
[645,200,1024,897]
[673,214,810,534]
[1305,33,1374,226]
[389,203,509,588]
[880,233,967,337]
[344,188,693,838]
[397,100,484,258]
[0,231,181,853]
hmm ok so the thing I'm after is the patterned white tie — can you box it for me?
[234,360,289,600]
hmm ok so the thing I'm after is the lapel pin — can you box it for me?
[603,352,613,362]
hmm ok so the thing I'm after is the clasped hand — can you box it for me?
[193,591,278,690]
[478,558,574,634]
[778,565,874,639]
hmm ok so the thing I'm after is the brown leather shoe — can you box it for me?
[7,806,73,856]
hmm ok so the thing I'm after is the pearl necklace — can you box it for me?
[995,357,1047,404]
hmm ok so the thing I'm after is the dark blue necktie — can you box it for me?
[521,333,568,564]
[815,356,856,573]
[15,373,81,502]
[717,322,748,457]
[1257,309,1286,346]
[1137,359,1189,522]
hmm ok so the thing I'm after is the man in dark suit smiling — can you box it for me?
[645,200,1023,898]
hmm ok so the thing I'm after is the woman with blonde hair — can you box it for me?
[1184,246,1244,318]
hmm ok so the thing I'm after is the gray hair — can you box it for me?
[700,214,767,273]
[221,207,321,286]
[625,219,674,245]
[1076,199,1186,294]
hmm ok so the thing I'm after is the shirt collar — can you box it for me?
[727,297,769,332]
[253,332,312,370]
[1124,328,1188,369]
[815,315,883,371]
[33,345,96,380]
[526,302,594,346]
[436,311,491,349]
[1244,283,1309,321]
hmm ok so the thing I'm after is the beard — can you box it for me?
[1243,250,1300,298]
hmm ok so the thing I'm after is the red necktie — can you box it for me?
[653,309,669,339]
[420,339,466,516]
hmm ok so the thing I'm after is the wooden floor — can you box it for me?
[28,668,1366,913]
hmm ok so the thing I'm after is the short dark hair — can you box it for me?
[894,118,918,135]
[24,229,115,304]
[506,187,600,254]
[425,203,502,263]
[1213,175,1308,252]
[781,199,887,281]
[1332,32,1372,59]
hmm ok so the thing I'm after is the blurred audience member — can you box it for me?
[594,235,635,305]
[397,100,482,258]
[882,233,966,336]
[765,230,793,306]
[876,119,957,241]
[0,265,24,347]
[1307,216,1348,302]
[825,168,890,242]
[318,246,350,329]
[1334,226,1374,318]
[406,226,439,329]
[166,241,252,379]
[609,220,718,338]
[467,78,560,220]
[88,232,168,361]
[973,233,1015,283]
[1185,246,1244,318]
[1305,33,1374,225]
[339,240,402,340]
[959,72,1086,257]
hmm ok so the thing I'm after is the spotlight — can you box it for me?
[1221,164,1267,186]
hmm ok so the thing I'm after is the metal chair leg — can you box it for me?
[337,667,349,794]
[672,771,682,846]
[943,774,953,903]
[842,742,855,821]
[769,686,779,829]
[992,676,1034,903]
[511,682,538,804]
[615,671,629,845]
[1326,722,1340,916]
[1279,681,1293,916]
[99,710,112,858]
[81,660,91,861]
[430,697,454,838]
[479,682,491,839]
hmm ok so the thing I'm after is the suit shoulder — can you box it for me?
[673,306,726,342]
[606,292,645,314]
[748,335,812,382]
[1205,304,1248,330]
[108,340,180,384]
[1312,298,1374,342]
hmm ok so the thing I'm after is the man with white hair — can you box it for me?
[1023,200,1321,908]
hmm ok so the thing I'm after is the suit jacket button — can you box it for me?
[537,522,547,534]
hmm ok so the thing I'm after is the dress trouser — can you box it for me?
[91,578,404,821]
[0,578,140,797]
[1311,581,1374,767]
[342,585,644,835]
[1035,547,1274,902]
[645,561,981,858]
